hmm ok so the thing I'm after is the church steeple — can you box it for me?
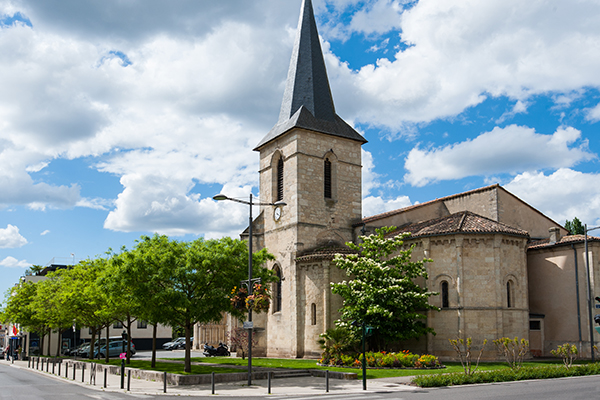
[279,0,335,123]
[254,0,366,151]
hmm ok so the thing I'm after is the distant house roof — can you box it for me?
[528,234,600,250]
[386,211,530,239]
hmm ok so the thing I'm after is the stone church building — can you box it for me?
[196,0,600,360]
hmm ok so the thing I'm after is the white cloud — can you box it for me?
[404,125,595,186]
[363,195,413,218]
[505,168,600,227]
[586,103,600,122]
[0,224,27,248]
[324,0,600,129]
[40,230,50,236]
[0,256,31,268]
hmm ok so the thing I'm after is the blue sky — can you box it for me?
[1,0,599,298]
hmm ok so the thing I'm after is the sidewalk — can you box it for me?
[1,357,419,397]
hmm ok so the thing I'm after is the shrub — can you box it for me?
[412,364,600,388]
[493,337,529,370]
[415,354,440,368]
[448,337,487,376]
[551,343,578,369]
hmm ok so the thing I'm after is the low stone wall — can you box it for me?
[33,357,357,386]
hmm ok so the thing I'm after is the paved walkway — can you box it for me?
[1,357,419,397]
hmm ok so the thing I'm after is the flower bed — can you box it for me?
[319,351,442,369]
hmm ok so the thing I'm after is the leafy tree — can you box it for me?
[155,236,274,372]
[565,217,585,235]
[114,235,177,368]
[332,227,438,351]
[34,274,73,356]
[2,281,47,354]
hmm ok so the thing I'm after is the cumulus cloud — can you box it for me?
[505,169,600,227]
[0,224,27,248]
[324,0,600,129]
[40,230,50,235]
[586,103,600,122]
[0,256,31,268]
[363,195,413,218]
[404,125,595,186]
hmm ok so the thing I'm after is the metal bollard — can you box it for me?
[58,361,61,377]
[211,372,215,395]
[163,371,167,393]
[268,371,272,394]
[37,357,40,370]
[73,363,76,380]
[104,369,107,388]
[326,370,329,393]
[65,363,69,378]
[82,364,85,383]
[52,360,55,375]
[127,370,131,391]
[28,357,31,368]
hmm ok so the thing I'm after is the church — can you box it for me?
[197,0,600,360]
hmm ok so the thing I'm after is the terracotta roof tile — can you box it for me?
[295,245,357,262]
[385,211,529,239]
[527,234,600,250]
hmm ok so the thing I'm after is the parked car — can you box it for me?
[162,337,185,350]
[94,340,136,358]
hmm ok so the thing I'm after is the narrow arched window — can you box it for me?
[324,158,332,199]
[311,303,317,325]
[441,281,449,309]
[273,266,282,313]
[507,281,513,308]
[277,157,284,202]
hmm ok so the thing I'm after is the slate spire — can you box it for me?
[278,0,335,123]
[255,0,366,150]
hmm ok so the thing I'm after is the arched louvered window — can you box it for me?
[507,281,513,308]
[277,157,284,202]
[324,158,332,199]
[441,281,449,309]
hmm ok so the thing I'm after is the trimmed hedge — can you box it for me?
[412,363,600,387]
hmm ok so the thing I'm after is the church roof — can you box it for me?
[386,211,529,239]
[528,234,600,250]
[361,184,504,224]
[295,244,357,263]
[254,0,366,151]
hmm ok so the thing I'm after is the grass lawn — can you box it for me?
[82,359,243,375]
[186,357,578,379]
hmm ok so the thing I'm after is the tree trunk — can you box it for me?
[90,327,97,359]
[105,325,110,364]
[40,328,45,357]
[184,322,192,373]
[56,330,62,357]
[151,323,157,368]
[47,327,52,357]
[126,315,132,364]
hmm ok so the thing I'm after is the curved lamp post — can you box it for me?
[213,193,286,385]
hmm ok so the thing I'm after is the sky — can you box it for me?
[1,0,599,298]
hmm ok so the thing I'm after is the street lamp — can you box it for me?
[213,193,286,386]
[585,224,600,361]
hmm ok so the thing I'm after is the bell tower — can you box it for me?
[253,0,366,357]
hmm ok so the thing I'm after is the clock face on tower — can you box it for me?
[274,207,282,221]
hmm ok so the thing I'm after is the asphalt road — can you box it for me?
[3,359,600,400]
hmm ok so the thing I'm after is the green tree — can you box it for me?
[33,274,73,356]
[565,217,585,235]
[2,281,47,354]
[155,236,274,372]
[332,227,438,351]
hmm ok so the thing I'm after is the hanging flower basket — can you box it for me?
[230,284,271,313]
